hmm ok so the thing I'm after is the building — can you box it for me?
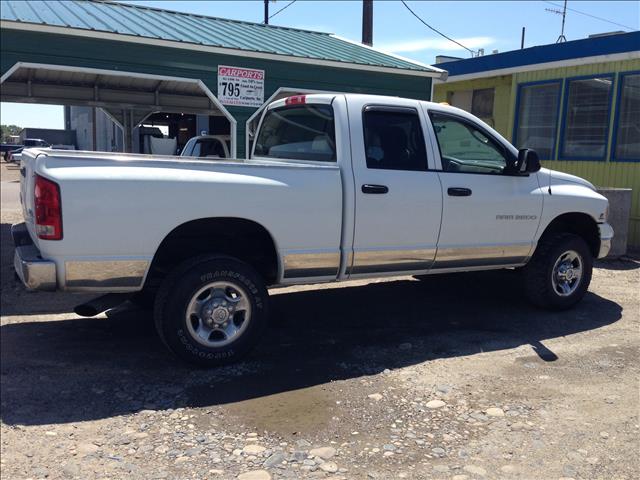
[18,127,76,148]
[67,107,124,152]
[1,0,445,158]
[434,31,640,247]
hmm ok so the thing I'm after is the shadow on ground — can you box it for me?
[1,268,622,426]
[595,257,640,271]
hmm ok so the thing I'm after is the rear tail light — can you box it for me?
[34,174,63,240]
[285,95,306,105]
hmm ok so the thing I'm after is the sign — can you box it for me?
[217,65,265,107]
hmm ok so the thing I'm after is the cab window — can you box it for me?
[363,107,428,171]
[195,139,226,158]
[182,138,195,156]
[429,112,508,174]
[254,105,336,162]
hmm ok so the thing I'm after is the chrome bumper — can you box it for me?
[11,223,57,291]
[598,222,614,259]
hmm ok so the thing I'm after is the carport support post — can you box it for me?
[92,107,97,150]
[122,109,146,153]
[130,110,136,153]
[122,109,133,153]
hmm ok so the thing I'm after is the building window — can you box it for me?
[613,73,640,161]
[514,81,561,159]
[471,88,495,119]
[561,75,614,160]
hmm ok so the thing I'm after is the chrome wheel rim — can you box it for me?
[185,281,252,347]
[551,250,583,297]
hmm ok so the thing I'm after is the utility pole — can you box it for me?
[520,27,525,49]
[264,0,269,24]
[362,0,373,46]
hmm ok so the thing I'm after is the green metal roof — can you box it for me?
[0,0,441,75]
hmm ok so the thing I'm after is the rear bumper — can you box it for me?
[598,222,614,259]
[11,223,57,291]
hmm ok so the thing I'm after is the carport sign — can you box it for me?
[217,65,265,107]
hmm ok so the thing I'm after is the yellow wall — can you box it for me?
[435,58,640,246]
[433,75,513,136]
[540,161,640,247]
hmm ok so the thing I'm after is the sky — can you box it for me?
[1,0,638,130]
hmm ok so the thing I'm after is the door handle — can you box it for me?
[362,184,389,194]
[447,187,472,197]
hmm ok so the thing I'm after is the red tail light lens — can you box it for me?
[285,95,306,105]
[34,174,63,240]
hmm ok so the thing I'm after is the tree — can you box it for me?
[0,124,22,143]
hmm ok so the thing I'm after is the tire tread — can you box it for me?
[523,233,592,310]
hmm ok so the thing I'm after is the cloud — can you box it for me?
[379,36,495,53]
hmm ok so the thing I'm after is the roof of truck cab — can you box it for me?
[0,0,445,77]
[267,93,464,110]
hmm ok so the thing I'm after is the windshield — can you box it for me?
[254,105,336,162]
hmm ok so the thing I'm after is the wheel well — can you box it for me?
[145,218,279,289]
[539,213,600,257]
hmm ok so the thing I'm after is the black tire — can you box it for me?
[523,233,593,310]
[154,255,269,366]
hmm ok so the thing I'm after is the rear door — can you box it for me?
[347,97,443,276]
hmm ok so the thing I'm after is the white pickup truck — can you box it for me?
[14,94,613,366]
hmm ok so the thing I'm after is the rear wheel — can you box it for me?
[154,255,269,366]
[523,233,592,310]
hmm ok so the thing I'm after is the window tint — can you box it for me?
[196,139,226,158]
[363,108,427,171]
[254,105,336,162]
[430,112,508,174]
[614,73,640,161]
[561,76,613,159]
[515,82,561,159]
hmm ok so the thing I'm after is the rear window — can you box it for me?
[194,139,226,158]
[254,105,336,162]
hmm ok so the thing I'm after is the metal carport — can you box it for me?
[1,0,446,157]
[1,62,236,154]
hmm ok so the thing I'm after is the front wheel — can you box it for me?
[523,233,593,310]
[154,255,269,366]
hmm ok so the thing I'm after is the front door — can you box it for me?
[425,110,543,269]
[347,98,443,276]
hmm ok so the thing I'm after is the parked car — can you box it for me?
[181,135,231,158]
[5,139,50,163]
[1,143,22,160]
[13,94,612,366]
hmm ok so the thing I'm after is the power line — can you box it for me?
[544,1,637,31]
[400,0,475,55]
[269,0,297,21]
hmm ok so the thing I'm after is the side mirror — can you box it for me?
[517,148,541,173]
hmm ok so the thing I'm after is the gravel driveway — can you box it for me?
[1,161,638,479]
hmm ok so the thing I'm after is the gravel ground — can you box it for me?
[1,160,639,480]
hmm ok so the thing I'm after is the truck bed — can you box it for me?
[19,148,343,291]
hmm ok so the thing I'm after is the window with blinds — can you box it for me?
[515,82,561,159]
[614,73,640,161]
[561,76,613,159]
